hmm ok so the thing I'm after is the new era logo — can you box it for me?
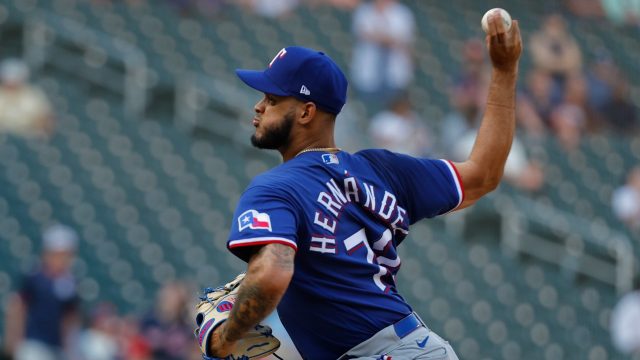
[300,85,311,95]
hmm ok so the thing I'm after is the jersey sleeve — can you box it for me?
[361,150,464,222]
[227,185,299,262]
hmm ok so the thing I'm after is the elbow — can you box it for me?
[485,174,502,193]
[474,168,503,197]
[457,173,502,208]
[484,170,504,193]
[455,160,504,204]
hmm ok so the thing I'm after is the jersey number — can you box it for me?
[344,228,394,292]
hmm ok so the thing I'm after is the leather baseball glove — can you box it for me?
[194,273,281,360]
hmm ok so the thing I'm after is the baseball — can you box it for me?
[481,8,512,34]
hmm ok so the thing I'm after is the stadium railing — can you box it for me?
[23,11,148,118]
[447,193,635,294]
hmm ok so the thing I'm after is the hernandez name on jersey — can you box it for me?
[226,149,463,359]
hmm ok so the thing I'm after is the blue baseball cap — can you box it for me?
[235,46,348,114]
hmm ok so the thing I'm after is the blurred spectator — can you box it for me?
[561,73,599,131]
[441,86,482,156]
[118,316,152,360]
[550,104,586,151]
[351,0,415,106]
[515,94,547,139]
[601,79,638,133]
[451,133,544,192]
[566,0,640,26]
[440,102,478,158]
[600,0,640,26]
[564,0,604,18]
[3,225,80,360]
[440,39,490,153]
[521,69,560,127]
[584,50,638,133]
[529,14,582,88]
[453,39,491,112]
[368,95,432,156]
[586,51,619,112]
[612,167,640,230]
[238,0,299,18]
[74,303,120,360]
[141,282,194,360]
[611,290,640,354]
[0,59,53,137]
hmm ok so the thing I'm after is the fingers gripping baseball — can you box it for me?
[486,12,522,73]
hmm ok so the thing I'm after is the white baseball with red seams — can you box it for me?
[481,8,512,34]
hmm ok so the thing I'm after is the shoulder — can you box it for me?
[249,162,304,189]
[24,267,43,280]
[242,164,307,204]
[355,148,400,163]
[352,149,409,177]
[356,150,455,180]
[355,148,391,156]
[19,268,43,289]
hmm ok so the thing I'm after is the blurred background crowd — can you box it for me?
[3,224,199,360]
[0,0,639,359]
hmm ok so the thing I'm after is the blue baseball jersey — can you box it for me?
[20,269,78,347]
[227,149,463,359]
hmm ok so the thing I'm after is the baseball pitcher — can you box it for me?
[194,13,522,360]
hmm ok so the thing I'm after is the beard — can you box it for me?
[250,112,295,150]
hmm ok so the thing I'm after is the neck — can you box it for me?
[280,113,337,162]
[281,137,337,162]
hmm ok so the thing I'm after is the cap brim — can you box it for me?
[235,69,289,96]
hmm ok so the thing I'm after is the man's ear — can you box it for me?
[299,102,317,125]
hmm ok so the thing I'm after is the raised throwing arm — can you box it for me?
[453,14,523,210]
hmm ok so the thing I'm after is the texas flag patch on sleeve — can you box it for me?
[238,209,272,232]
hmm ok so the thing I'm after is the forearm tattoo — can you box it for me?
[269,242,295,270]
[223,282,275,342]
[223,244,294,343]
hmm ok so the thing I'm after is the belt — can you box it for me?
[337,313,427,360]
[393,312,425,338]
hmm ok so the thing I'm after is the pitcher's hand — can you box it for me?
[486,11,522,73]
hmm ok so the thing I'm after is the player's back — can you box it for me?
[227,149,463,359]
